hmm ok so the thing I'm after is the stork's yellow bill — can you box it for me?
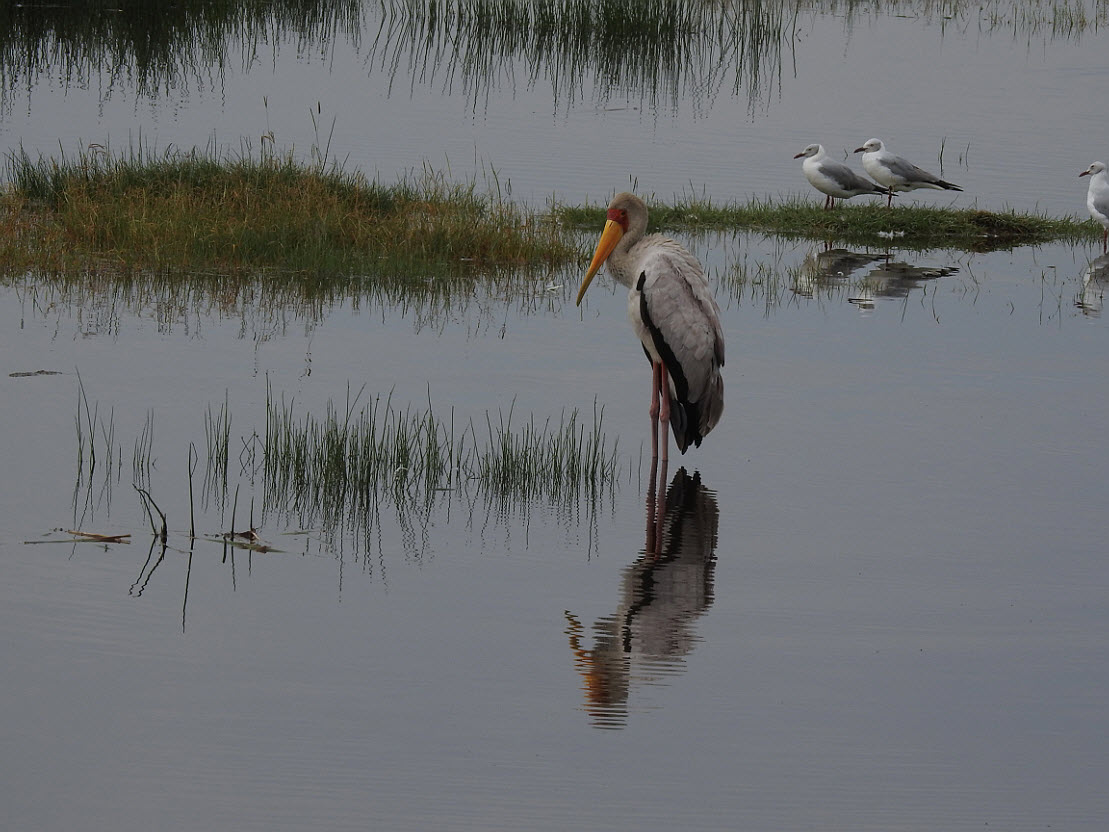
[576,218,626,306]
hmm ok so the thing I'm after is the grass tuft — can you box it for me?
[1,143,577,273]
[262,385,621,536]
[557,193,1099,252]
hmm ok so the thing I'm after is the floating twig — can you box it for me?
[22,530,133,544]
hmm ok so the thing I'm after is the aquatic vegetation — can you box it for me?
[372,0,789,112]
[0,0,788,115]
[1,143,576,273]
[72,381,623,552]
[808,0,1106,41]
[0,1,364,110]
[557,193,1097,251]
[262,386,621,538]
[3,0,1100,125]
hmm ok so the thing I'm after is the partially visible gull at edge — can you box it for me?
[1080,161,1109,253]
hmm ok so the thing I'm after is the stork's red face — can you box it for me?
[575,207,630,306]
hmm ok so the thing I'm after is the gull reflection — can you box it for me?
[566,460,719,729]
[793,249,958,308]
[846,258,959,310]
[1076,254,1109,317]
[793,247,884,299]
[861,260,959,299]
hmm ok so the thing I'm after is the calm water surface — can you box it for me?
[1,3,1106,215]
[2,3,1109,830]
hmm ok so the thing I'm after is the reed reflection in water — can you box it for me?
[566,461,719,730]
[369,0,787,113]
[0,0,363,112]
[0,0,787,118]
[3,0,1101,122]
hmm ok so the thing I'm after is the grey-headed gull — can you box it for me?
[1079,161,1109,253]
[793,144,887,209]
[854,138,963,207]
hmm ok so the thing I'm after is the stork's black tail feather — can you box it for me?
[669,398,706,455]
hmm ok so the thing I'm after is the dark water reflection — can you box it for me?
[368,0,787,113]
[0,0,786,117]
[8,264,575,343]
[566,463,719,729]
[0,0,362,109]
[5,0,1099,122]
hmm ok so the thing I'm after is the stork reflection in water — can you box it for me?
[565,460,719,729]
[576,193,725,462]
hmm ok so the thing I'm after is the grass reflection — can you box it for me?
[371,0,788,112]
[0,0,362,111]
[820,0,1106,42]
[0,0,786,114]
[2,0,1102,122]
[10,263,574,343]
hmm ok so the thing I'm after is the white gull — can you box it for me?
[854,138,963,207]
[1079,161,1109,253]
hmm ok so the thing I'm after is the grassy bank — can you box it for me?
[1,147,1102,276]
[1,144,575,274]
[557,194,1095,252]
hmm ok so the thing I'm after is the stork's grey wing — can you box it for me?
[638,248,725,421]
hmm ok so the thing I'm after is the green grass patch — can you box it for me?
[1,143,576,274]
[557,193,1098,252]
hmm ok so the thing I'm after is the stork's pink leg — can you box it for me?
[649,361,661,459]
[657,362,671,464]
